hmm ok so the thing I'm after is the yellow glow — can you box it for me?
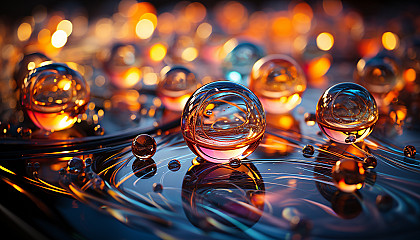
[57,20,73,36]
[143,72,158,85]
[136,19,155,39]
[382,32,399,51]
[196,22,212,39]
[357,59,366,73]
[0,165,16,175]
[51,30,68,48]
[182,47,198,62]
[27,62,36,71]
[140,13,157,27]
[57,78,72,90]
[58,115,76,130]
[150,43,167,62]
[308,56,331,78]
[38,28,51,44]
[317,32,334,51]
[124,67,141,87]
[404,68,416,82]
[17,22,32,41]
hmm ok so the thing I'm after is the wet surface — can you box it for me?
[1,88,420,239]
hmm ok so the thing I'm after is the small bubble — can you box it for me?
[345,134,357,143]
[403,145,416,158]
[59,168,66,175]
[376,194,393,212]
[153,183,163,193]
[33,162,40,171]
[304,113,316,126]
[132,158,157,179]
[302,145,315,157]
[229,158,241,168]
[168,159,181,172]
[363,156,377,169]
[85,157,92,166]
[132,134,157,159]
[205,110,212,116]
[67,157,84,174]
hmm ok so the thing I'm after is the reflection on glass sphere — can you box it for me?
[157,66,199,112]
[249,54,306,114]
[332,159,366,193]
[14,52,51,90]
[20,63,90,132]
[316,82,378,144]
[222,41,264,86]
[403,145,416,158]
[132,158,157,179]
[132,134,157,159]
[181,81,266,163]
[182,162,264,233]
[104,43,142,89]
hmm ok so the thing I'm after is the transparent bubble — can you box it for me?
[67,157,85,174]
[132,134,157,159]
[14,52,51,90]
[228,158,241,168]
[304,113,317,126]
[331,159,366,192]
[403,145,416,158]
[153,183,163,193]
[181,81,266,163]
[21,63,90,132]
[249,54,306,114]
[222,41,264,86]
[104,43,142,89]
[363,156,377,169]
[376,194,394,212]
[157,67,199,111]
[316,82,378,144]
[355,54,401,95]
[168,159,181,172]
[302,144,315,157]
[94,124,105,136]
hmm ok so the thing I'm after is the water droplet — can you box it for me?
[403,145,416,158]
[67,157,84,174]
[302,144,315,157]
[181,81,266,163]
[376,194,393,212]
[168,159,181,172]
[304,113,317,126]
[229,158,241,168]
[84,157,92,166]
[363,156,377,169]
[249,54,306,114]
[316,83,378,144]
[132,134,157,159]
[153,183,163,193]
[331,159,366,192]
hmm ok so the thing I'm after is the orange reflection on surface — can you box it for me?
[358,38,380,58]
[307,56,331,79]
[317,32,334,51]
[382,32,399,51]
[150,43,167,62]
[403,68,416,83]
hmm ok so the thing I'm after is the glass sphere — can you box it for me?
[316,82,378,144]
[21,63,90,132]
[331,159,366,193]
[249,54,306,114]
[181,81,266,163]
[14,52,51,90]
[104,43,142,89]
[354,54,401,95]
[222,41,264,86]
[403,145,416,158]
[157,67,199,112]
[132,134,157,159]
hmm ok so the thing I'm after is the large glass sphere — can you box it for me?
[181,81,266,163]
[14,52,51,90]
[157,66,199,112]
[249,54,306,114]
[21,63,90,131]
[316,82,378,144]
